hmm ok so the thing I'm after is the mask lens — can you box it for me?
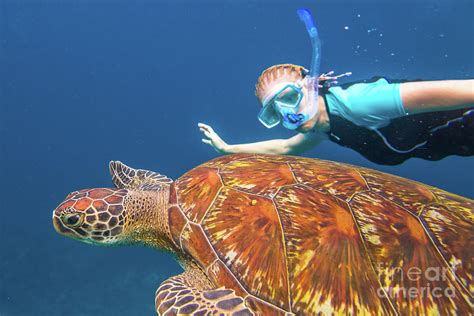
[258,84,303,129]
[258,102,281,128]
[274,86,302,108]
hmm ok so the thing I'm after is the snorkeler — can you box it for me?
[199,9,474,165]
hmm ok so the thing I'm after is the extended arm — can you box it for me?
[198,123,325,155]
[226,133,324,155]
[401,79,474,114]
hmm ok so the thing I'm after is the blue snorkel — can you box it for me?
[297,8,321,78]
[259,8,344,131]
[258,9,351,130]
[278,9,321,130]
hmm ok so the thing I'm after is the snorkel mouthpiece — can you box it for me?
[287,113,305,124]
[283,113,307,130]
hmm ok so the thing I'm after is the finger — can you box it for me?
[202,139,212,145]
[199,128,214,136]
[198,123,211,132]
[203,125,214,134]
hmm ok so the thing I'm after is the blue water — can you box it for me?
[0,1,472,315]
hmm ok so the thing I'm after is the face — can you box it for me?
[52,188,128,245]
[261,77,319,132]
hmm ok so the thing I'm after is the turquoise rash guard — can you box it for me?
[321,77,474,165]
[326,77,406,130]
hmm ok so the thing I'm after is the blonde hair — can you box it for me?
[255,64,307,103]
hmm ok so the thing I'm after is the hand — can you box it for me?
[317,71,352,88]
[198,123,229,154]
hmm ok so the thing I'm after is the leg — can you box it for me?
[400,79,474,114]
[155,264,253,315]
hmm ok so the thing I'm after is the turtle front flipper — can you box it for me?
[109,161,173,190]
[155,265,253,316]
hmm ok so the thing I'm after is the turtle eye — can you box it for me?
[61,213,84,227]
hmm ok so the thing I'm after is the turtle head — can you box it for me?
[53,188,130,246]
[53,161,175,249]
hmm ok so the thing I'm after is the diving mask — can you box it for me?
[258,81,317,130]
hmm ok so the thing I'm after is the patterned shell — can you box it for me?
[167,154,473,315]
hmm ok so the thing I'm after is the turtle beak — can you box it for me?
[52,213,67,234]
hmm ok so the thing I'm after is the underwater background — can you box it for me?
[0,0,472,315]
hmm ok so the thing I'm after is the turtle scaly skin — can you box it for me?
[53,154,473,315]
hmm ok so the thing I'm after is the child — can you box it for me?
[199,9,473,165]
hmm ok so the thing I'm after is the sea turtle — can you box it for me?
[53,154,473,315]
